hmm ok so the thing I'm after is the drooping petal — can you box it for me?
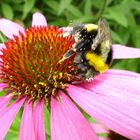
[0,97,25,140]
[112,44,140,59]
[32,12,47,26]
[19,100,35,140]
[67,84,140,139]
[33,99,46,140]
[0,83,8,91]
[0,19,25,39]
[51,91,98,140]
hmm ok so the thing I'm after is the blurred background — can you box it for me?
[0,0,140,139]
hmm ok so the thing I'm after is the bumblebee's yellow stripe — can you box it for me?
[85,24,98,32]
[85,51,109,73]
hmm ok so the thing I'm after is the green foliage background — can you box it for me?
[0,0,140,139]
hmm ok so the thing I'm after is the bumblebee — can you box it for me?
[60,19,113,80]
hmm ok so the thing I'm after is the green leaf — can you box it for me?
[132,30,140,48]
[106,0,114,6]
[111,30,123,44]
[11,0,24,4]
[71,15,96,23]
[112,59,139,73]
[122,1,140,12]
[112,60,127,70]
[67,4,83,18]
[44,0,59,12]
[92,0,103,9]
[97,133,108,137]
[22,0,36,20]
[84,0,92,16]
[118,27,130,44]
[126,12,136,27]
[5,109,22,140]
[0,89,8,97]
[0,31,8,43]
[104,6,128,27]
[1,3,14,20]
[58,0,72,15]
[5,132,18,140]
[88,118,97,123]
[126,59,139,72]
[49,18,68,26]
[44,107,50,137]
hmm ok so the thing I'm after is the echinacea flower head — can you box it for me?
[0,12,140,140]
[1,26,77,102]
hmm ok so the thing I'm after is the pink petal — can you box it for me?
[92,123,110,140]
[92,123,109,134]
[0,44,6,62]
[0,43,6,49]
[79,69,140,121]
[33,99,46,140]
[32,12,47,26]
[61,27,73,33]
[51,91,98,140]
[0,94,13,115]
[0,97,25,140]
[19,100,35,140]
[0,19,25,39]
[103,69,140,77]
[81,69,140,100]
[0,83,8,91]
[67,85,140,139]
[112,44,140,59]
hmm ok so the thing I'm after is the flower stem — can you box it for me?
[96,0,107,20]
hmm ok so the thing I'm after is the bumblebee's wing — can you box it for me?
[91,18,111,50]
[98,18,111,41]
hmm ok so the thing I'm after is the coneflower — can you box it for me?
[0,12,140,140]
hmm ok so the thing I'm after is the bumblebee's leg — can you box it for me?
[58,48,75,63]
[59,39,87,63]
[74,52,83,63]
[77,63,88,72]
[76,67,98,80]
[85,68,99,80]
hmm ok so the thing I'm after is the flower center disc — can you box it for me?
[0,26,77,101]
